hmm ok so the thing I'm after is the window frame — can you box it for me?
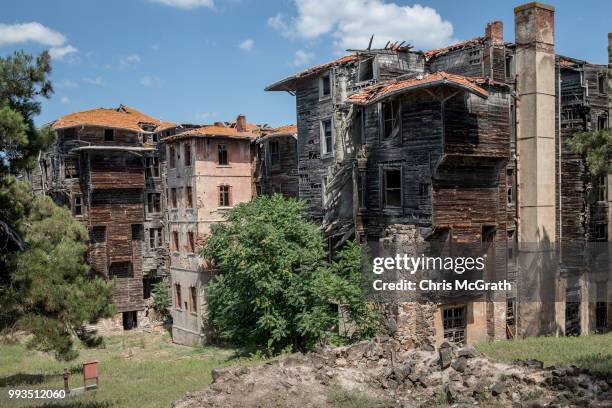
[184,142,192,167]
[381,99,401,140]
[442,306,467,345]
[319,72,332,99]
[149,227,163,249]
[73,194,83,216]
[174,283,182,309]
[218,144,229,166]
[269,141,280,166]
[382,168,402,209]
[189,286,198,314]
[186,186,193,208]
[172,230,179,252]
[147,192,161,214]
[168,145,176,168]
[187,231,195,254]
[219,185,231,207]
[320,118,334,156]
[104,128,114,141]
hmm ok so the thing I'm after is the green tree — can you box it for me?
[201,194,378,354]
[567,128,612,177]
[0,50,115,360]
[151,281,171,319]
[7,196,115,360]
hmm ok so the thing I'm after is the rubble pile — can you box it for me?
[172,336,612,408]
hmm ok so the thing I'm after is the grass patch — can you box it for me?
[0,331,265,408]
[476,333,612,376]
[324,388,394,408]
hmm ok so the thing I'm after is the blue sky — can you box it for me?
[2,0,611,128]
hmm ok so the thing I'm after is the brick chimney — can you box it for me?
[485,21,504,44]
[514,2,556,244]
[235,114,247,132]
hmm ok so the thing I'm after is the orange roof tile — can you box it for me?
[52,104,175,133]
[265,55,357,92]
[346,72,490,105]
[267,124,297,136]
[423,37,485,60]
[163,124,255,143]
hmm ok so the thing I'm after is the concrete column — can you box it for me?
[514,2,557,245]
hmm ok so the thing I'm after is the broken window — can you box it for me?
[184,142,191,166]
[149,227,163,249]
[443,306,466,345]
[218,144,228,165]
[505,55,514,78]
[186,186,193,208]
[383,169,401,208]
[594,223,608,241]
[506,298,516,339]
[219,185,230,207]
[145,156,160,178]
[91,226,106,243]
[507,168,515,204]
[358,58,374,82]
[187,231,195,253]
[104,128,114,141]
[320,73,331,98]
[147,192,161,214]
[64,157,78,179]
[382,100,400,140]
[565,286,581,336]
[73,194,83,216]
[321,177,328,207]
[358,171,367,209]
[598,74,607,95]
[109,261,133,278]
[169,145,176,168]
[320,119,333,155]
[598,115,608,131]
[172,230,179,252]
[269,141,280,166]
[189,286,198,313]
[174,283,182,309]
[171,188,177,208]
[131,224,143,241]
[468,49,481,65]
[507,229,516,266]
[63,128,76,139]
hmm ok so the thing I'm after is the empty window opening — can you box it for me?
[598,74,607,95]
[218,144,228,165]
[73,195,83,216]
[443,306,466,345]
[383,169,401,208]
[321,119,333,155]
[171,188,177,208]
[184,143,191,166]
[64,158,78,179]
[219,185,230,207]
[269,141,280,166]
[598,115,608,131]
[109,261,133,279]
[565,286,581,336]
[187,231,195,253]
[169,145,176,168]
[320,73,331,98]
[104,128,114,141]
[505,55,514,78]
[122,311,137,330]
[172,230,179,252]
[147,192,161,214]
[174,283,182,309]
[506,298,516,339]
[382,100,400,139]
[145,157,160,178]
[149,227,163,249]
[189,286,198,313]
[358,58,374,82]
[419,183,430,198]
[468,49,481,65]
[186,186,193,208]
[595,175,607,202]
[131,224,143,241]
[595,223,608,242]
[91,226,106,243]
[507,168,515,204]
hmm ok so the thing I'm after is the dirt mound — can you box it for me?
[172,336,612,407]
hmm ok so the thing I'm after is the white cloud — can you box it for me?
[269,0,455,51]
[239,39,254,52]
[60,96,70,104]
[49,45,78,60]
[56,79,78,88]
[0,22,66,47]
[148,0,214,9]
[195,111,217,120]
[83,76,104,86]
[120,54,141,66]
[292,49,314,66]
[140,76,163,87]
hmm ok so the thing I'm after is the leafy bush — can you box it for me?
[201,194,378,354]
[151,281,171,318]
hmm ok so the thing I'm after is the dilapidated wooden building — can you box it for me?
[266,2,612,346]
[29,104,179,331]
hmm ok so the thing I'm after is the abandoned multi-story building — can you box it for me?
[30,104,179,331]
[266,2,612,346]
[254,125,299,198]
[163,115,258,345]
